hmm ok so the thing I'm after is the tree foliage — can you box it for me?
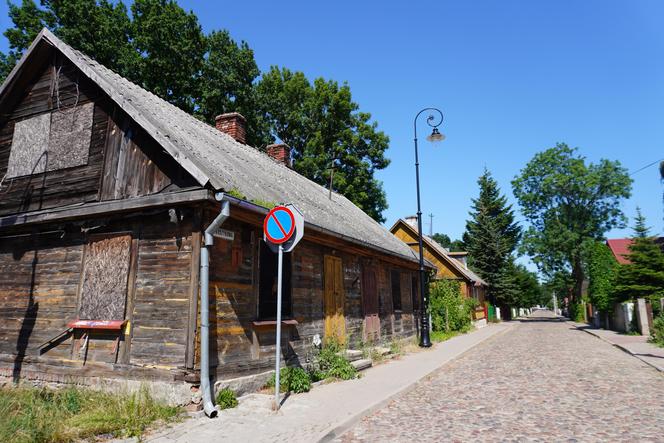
[431,233,464,252]
[512,263,545,308]
[462,168,521,305]
[429,279,473,333]
[256,67,390,221]
[512,143,632,301]
[0,0,391,221]
[586,241,618,311]
[197,30,269,147]
[614,209,664,309]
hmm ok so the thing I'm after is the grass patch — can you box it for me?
[215,388,238,410]
[0,385,181,443]
[431,330,461,342]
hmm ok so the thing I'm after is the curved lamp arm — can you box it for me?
[414,107,444,140]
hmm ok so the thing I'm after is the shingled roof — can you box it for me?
[0,29,418,263]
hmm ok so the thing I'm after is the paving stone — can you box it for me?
[337,311,664,442]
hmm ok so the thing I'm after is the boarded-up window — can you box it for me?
[6,102,94,178]
[48,102,94,171]
[6,113,51,177]
[78,234,131,320]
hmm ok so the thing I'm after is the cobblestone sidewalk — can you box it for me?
[575,323,664,372]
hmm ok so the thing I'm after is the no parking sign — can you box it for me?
[264,204,304,252]
[263,204,304,411]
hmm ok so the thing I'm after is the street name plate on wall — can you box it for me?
[213,228,235,241]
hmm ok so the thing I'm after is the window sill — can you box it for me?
[252,319,299,330]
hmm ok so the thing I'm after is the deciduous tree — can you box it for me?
[256,67,390,221]
[197,30,270,147]
[512,143,631,302]
[431,233,464,252]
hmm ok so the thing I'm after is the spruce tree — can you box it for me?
[614,209,664,309]
[462,169,521,305]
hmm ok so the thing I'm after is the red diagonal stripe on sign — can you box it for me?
[271,213,288,237]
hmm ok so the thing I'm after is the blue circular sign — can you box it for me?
[263,206,296,244]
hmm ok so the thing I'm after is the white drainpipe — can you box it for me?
[199,192,229,418]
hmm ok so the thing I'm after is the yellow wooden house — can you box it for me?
[390,217,488,324]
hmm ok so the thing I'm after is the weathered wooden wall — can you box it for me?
[0,54,195,218]
[0,209,197,383]
[0,57,107,215]
[206,214,419,379]
[0,231,84,362]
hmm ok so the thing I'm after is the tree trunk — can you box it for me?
[571,256,584,304]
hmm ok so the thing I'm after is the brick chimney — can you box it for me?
[215,112,246,144]
[266,143,292,168]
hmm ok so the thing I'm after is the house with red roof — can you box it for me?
[606,237,664,264]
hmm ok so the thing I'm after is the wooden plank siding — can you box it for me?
[202,214,419,379]
[0,56,195,219]
[0,47,422,390]
[0,232,84,363]
[0,210,197,382]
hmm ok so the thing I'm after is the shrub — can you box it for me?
[266,366,312,394]
[316,339,357,380]
[568,302,585,323]
[650,315,664,348]
[429,280,472,332]
[215,388,238,410]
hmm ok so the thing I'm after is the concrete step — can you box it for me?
[351,358,372,371]
[344,349,364,362]
[373,346,391,357]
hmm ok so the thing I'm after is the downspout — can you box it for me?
[199,192,229,418]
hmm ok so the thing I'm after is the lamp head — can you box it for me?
[426,127,445,143]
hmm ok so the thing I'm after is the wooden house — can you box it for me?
[390,217,487,325]
[0,30,427,403]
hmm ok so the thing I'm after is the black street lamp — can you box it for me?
[413,107,445,348]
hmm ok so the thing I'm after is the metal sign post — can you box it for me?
[274,243,284,410]
[263,205,304,411]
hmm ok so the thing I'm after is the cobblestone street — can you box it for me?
[337,311,664,442]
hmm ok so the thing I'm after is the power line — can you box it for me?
[630,158,664,177]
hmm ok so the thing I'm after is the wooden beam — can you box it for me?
[0,188,215,229]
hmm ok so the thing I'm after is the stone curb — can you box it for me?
[316,322,518,442]
[572,323,663,373]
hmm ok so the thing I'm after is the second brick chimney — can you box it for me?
[266,143,292,168]
[215,112,246,144]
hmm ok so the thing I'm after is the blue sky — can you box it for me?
[1,1,663,251]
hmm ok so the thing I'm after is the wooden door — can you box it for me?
[362,265,380,342]
[324,255,345,344]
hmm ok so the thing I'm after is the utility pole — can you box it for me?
[552,291,558,316]
[429,213,434,236]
